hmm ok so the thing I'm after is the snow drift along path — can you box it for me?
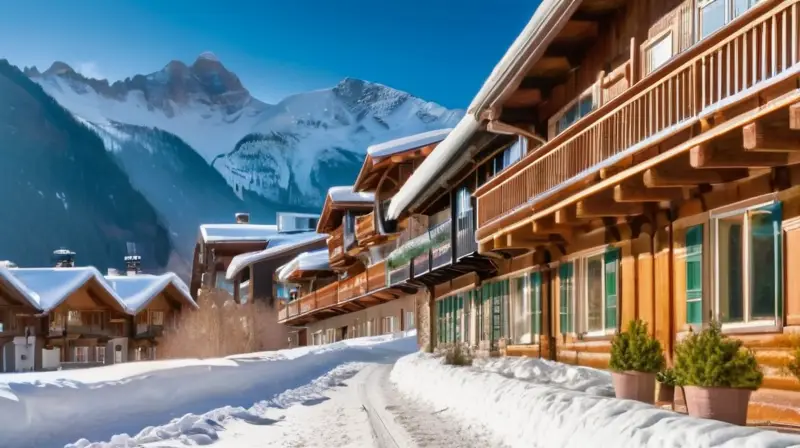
[391,353,800,448]
[0,331,416,448]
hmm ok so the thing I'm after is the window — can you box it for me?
[405,311,415,330]
[686,225,704,325]
[712,202,782,326]
[647,32,673,74]
[149,346,157,360]
[67,310,82,326]
[530,272,542,341]
[699,0,758,40]
[511,275,531,344]
[0,322,3,333]
[488,137,526,179]
[95,346,105,364]
[581,248,619,335]
[325,328,336,343]
[150,310,165,326]
[73,346,89,363]
[559,263,574,333]
[556,93,596,135]
[382,316,396,334]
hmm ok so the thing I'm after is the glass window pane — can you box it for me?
[750,203,781,320]
[648,33,673,73]
[717,214,745,323]
[560,263,573,333]
[587,255,604,332]
[733,0,755,18]
[579,95,595,117]
[700,0,726,39]
[686,225,704,324]
[605,249,619,330]
[531,272,542,337]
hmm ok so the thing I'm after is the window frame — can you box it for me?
[74,346,89,363]
[697,0,759,41]
[644,29,674,75]
[95,346,106,364]
[549,84,600,138]
[558,261,575,335]
[582,248,619,337]
[710,199,783,331]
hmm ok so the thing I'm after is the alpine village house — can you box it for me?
[272,0,800,426]
[0,251,197,371]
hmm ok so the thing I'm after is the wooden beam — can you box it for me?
[557,20,600,41]
[790,103,800,130]
[577,196,644,218]
[528,56,572,77]
[555,206,578,224]
[644,164,748,187]
[742,122,800,152]
[493,235,510,250]
[505,88,542,108]
[690,143,788,168]
[532,218,574,238]
[614,181,685,202]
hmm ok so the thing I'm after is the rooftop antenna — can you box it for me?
[124,242,142,276]
[53,248,76,268]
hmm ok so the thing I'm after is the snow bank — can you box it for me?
[0,330,417,448]
[391,353,800,448]
[67,362,368,448]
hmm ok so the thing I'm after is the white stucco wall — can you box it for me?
[303,296,416,345]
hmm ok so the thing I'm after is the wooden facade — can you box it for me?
[407,0,800,426]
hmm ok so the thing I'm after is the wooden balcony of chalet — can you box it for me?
[277,260,414,325]
[354,212,390,248]
[475,0,800,248]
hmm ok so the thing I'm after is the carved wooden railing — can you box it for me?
[476,0,800,229]
[279,262,390,322]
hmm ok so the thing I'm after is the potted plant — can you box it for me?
[609,319,665,404]
[656,367,677,408]
[673,321,763,425]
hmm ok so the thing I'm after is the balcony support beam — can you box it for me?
[643,163,749,187]
[577,195,644,218]
[555,206,579,225]
[532,217,574,238]
[690,143,789,168]
[614,177,685,203]
[743,121,800,152]
[790,103,800,130]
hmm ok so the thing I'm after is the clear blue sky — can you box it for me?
[0,0,539,108]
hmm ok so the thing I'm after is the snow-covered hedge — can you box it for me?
[391,353,800,448]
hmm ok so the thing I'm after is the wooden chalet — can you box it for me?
[276,132,460,345]
[189,212,320,303]
[106,273,198,361]
[385,0,800,424]
[0,268,42,372]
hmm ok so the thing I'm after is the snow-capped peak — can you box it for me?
[196,51,220,63]
[43,61,75,77]
[28,56,464,207]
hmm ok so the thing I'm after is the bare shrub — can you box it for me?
[159,288,291,359]
[443,344,473,367]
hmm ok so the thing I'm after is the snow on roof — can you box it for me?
[199,223,279,244]
[225,232,328,281]
[387,117,480,220]
[276,249,331,282]
[366,128,452,159]
[0,267,42,311]
[328,186,374,204]
[3,267,129,313]
[105,273,198,314]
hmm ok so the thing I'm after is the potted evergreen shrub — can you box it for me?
[609,319,665,404]
[656,367,677,408]
[673,321,763,425]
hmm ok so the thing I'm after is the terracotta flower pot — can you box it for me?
[611,371,656,404]
[684,385,752,425]
[657,383,675,403]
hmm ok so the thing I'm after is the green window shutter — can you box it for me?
[685,225,703,324]
[604,248,619,330]
[531,272,541,336]
[559,262,573,333]
[749,202,783,320]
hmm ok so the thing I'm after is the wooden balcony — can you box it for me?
[277,260,410,325]
[355,212,388,247]
[475,0,800,242]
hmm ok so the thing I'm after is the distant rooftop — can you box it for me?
[2,267,128,313]
[277,249,331,282]
[328,186,374,204]
[225,232,328,280]
[106,273,197,313]
[366,128,452,159]
[199,223,279,244]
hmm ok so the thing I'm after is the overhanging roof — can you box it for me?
[316,186,375,233]
[225,232,328,280]
[386,0,582,220]
[106,273,198,314]
[276,249,332,282]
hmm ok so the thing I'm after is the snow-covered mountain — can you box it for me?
[28,54,464,206]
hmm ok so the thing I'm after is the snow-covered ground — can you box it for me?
[392,353,800,448]
[0,331,417,448]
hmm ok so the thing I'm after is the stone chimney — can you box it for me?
[53,248,76,267]
[235,212,250,224]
